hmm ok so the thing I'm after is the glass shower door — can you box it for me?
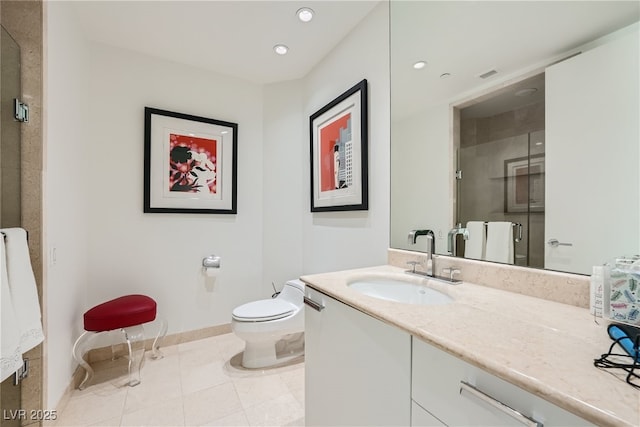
[457,131,545,268]
[1,24,21,227]
[1,24,22,427]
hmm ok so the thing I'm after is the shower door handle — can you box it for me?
[547,238,573,248]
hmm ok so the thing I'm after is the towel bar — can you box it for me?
[453,221,523,263]
[477,222,522,242]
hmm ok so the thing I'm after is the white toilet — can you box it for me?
[231,279,305,368]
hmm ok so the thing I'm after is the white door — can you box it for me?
[304,287,411,426]
[545,28,639,274]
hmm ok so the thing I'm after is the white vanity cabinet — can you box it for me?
[411,338,592,426]
[412,400,446,426]
[304,287,411,426]
[304,284,593,426]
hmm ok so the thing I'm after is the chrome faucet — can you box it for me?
[408,229,434,246]
[447,223,469,256]
[406,229,462,284]
[408,229,435,276]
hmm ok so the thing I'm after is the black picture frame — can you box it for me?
[504,154,545,213]
[144,107,237,214]
[309,79,369,212]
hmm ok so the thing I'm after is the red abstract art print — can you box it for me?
[168,134,218,195]
[319,112,351,192]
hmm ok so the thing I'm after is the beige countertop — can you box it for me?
[300,265,640,427]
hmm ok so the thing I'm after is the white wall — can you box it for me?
[44,0,391,408]
[302,2,390,273]
[260,3,392,284]
[85,43,265,334]
[44,0,91,409]
[390,104,452,254]
[45,5,267,406]
[262,81,305,295]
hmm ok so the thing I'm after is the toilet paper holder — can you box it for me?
[202,255,221,269]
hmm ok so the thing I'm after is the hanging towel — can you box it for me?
[1,235,23,382]
[464,221,486,260]
[485,222,514,264]
[1,228,44,357]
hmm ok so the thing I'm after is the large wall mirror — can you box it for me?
[390,1,639,275]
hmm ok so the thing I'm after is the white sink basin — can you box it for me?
[348,278,453,305]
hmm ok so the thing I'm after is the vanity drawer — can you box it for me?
[411,338,591,426]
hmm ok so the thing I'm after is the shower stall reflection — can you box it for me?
[456,96,546,268]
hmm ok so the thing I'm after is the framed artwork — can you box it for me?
[309,79,368,212]
[144,107,237,214]
[504,154,545,213]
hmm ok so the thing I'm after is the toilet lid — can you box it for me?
[232,299,295,322]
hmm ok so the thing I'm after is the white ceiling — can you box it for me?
[71,0,380,84]
[70,0,639,117]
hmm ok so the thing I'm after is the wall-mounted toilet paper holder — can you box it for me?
[202,255,221,269]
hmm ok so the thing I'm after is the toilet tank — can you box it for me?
[278,279,305,305]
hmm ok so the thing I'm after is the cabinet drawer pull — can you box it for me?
[304,296,325,312]
[459,381,543,427]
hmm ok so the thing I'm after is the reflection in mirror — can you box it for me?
[390,1,640,275]
[457,74,545,269]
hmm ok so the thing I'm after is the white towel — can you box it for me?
[1,236,23,382]
[1,228,44,373]
[464,221,486,260]
[485,222,514,264]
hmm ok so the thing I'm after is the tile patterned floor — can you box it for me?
[54,333,305,426]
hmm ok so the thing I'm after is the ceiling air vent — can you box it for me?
[478,69,498,79]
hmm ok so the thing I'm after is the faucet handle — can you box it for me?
[442,267,461,282]
[406,260,420,273]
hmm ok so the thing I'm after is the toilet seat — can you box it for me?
[232,299,295,322]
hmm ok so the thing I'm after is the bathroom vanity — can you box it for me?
[305,286,410,425]
[302,262,639,427]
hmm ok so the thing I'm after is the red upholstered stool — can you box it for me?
[72,295,167,389]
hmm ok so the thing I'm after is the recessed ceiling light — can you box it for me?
[515,88,538,97]
[297,7,314,22]
[273,44,289,55]
[413,61,427,70]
